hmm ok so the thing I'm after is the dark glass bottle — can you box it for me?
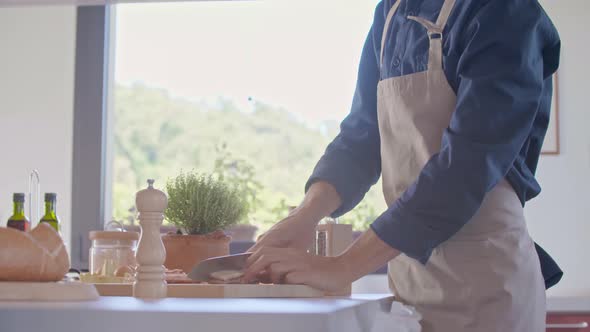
[39,193,60,232]
[7,193,31,232]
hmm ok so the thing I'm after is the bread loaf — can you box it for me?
[0,223,70,282]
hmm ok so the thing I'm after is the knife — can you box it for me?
[188,253,252,281]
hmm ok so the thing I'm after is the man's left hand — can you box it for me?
[242,247,352,292]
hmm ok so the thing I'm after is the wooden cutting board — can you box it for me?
[0,282,99,301]
[94,283,324,298]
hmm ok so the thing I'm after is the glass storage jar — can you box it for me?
[89,230,139,277]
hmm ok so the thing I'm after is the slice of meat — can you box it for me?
[209,270,244,282]
[165,269,202,284]
[207,278,242,284]
[167,278,202,284]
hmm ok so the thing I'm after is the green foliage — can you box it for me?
[212,144,263,224]
[341,199,379,231]
[165,172,246,235]
[112,83,387,234]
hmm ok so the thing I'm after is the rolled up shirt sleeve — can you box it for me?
[371,0,560,263]
[306,16,383,217]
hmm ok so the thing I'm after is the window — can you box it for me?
[109,0,384,235]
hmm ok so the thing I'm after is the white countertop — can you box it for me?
[2,292,585,332]
[0,294,395,332]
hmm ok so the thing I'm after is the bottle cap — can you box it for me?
[45,193,57,201]
[13,193,25,202]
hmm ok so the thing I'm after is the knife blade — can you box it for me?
[188,253,252,281]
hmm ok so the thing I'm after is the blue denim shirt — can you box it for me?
[306,0,560,267]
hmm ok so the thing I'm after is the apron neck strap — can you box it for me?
[436,0,456,28]
[380,0,457,71]
[407,0,456,71]
[380,0,402,68]
[408,0,457,33]
[436,0,455,29]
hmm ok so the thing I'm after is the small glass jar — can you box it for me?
[89,231,139,277]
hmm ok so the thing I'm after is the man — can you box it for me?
[244,0,562,330]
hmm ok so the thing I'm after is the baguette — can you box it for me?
[0,223,70,282]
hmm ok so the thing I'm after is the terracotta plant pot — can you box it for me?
[162,232,230,273]
[225,224,258,242]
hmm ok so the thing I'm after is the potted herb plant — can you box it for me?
[162,171,246,272]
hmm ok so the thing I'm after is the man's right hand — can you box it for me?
[248,181,343,253]
[248,207,319,253]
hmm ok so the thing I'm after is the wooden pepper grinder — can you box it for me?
[133,179,167,299]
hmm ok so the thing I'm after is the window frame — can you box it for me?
[70,5,114,269]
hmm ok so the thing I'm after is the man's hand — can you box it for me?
[243,181,400,291]
[243,247,353,292]
[248,210,318,253]
[244,228,401,291]
[248,181,342,253]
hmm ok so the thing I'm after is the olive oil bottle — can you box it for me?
[39,193,60,232]
[7,193,31,232]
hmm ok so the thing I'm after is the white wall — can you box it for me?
[0,6,77,249]
[525,0,590,297]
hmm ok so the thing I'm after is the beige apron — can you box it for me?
[377,1,546,331]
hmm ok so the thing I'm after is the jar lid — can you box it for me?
[89,231,140,241]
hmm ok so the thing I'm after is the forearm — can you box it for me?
[337,228,400,282]
[303,25,382,219]
[292,181,342,225]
